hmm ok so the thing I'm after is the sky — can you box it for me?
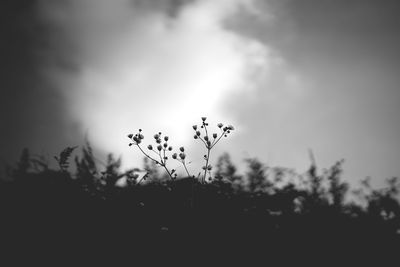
[1,0,400,187]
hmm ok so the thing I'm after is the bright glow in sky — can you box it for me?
[40,0,280,169]
[28,0,400,187]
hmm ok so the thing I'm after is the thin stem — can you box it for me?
[158,150,173,180]
[136,144,173,180]
[137,173,148,184]
[197,135,208,147]
[163,165,173,180]
[203,122,209,139]
[136,144,160,165]
[202,148,211,183]
[182,161,191,178]
[211,130,227,149]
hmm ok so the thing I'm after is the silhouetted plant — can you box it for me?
[245,157,272,192]
[54,146,78,172]
[2,131,400,260]
[74,140,140,194]
[192,117,234,183]
[215,152,244,190]
[326,160,349,208]
[127,117,234,183]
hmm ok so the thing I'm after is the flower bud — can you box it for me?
[201,117,207,121]
[163,143,168,148]
[168,146,173,151]
[179,153,186,160]
[172,153,177,159]
[147,145,153,150]
[217,123,223,128]
[213,133,218,138]
[180,147,185,152]
[196,131,201,136]
[128,134,133,139]
[154,134,159,139]
[157,145,162,151]
[164,136,169,141]
[192,125,197,130]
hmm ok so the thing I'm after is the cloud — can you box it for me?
[38,0,274,168]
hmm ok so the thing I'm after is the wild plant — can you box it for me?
[127,117,234,183]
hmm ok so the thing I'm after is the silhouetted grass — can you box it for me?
[0,120,399,264]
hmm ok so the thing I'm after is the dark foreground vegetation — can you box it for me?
[1,142,399,264]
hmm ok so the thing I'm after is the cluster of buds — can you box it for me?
[127,117,234,183]
[172,146,186,161]
[192,117,234,149]
[127,129,144,146]
[127,130,192,180]
[192,117,234,183]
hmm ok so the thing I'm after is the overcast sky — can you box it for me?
[1,0,400,187]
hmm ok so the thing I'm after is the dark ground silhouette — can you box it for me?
[0,145,399,264]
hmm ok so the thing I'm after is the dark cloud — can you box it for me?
[264,0,400,66]
[131,0,195,17]
[0,0,78,166]
[224,0,400,183]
